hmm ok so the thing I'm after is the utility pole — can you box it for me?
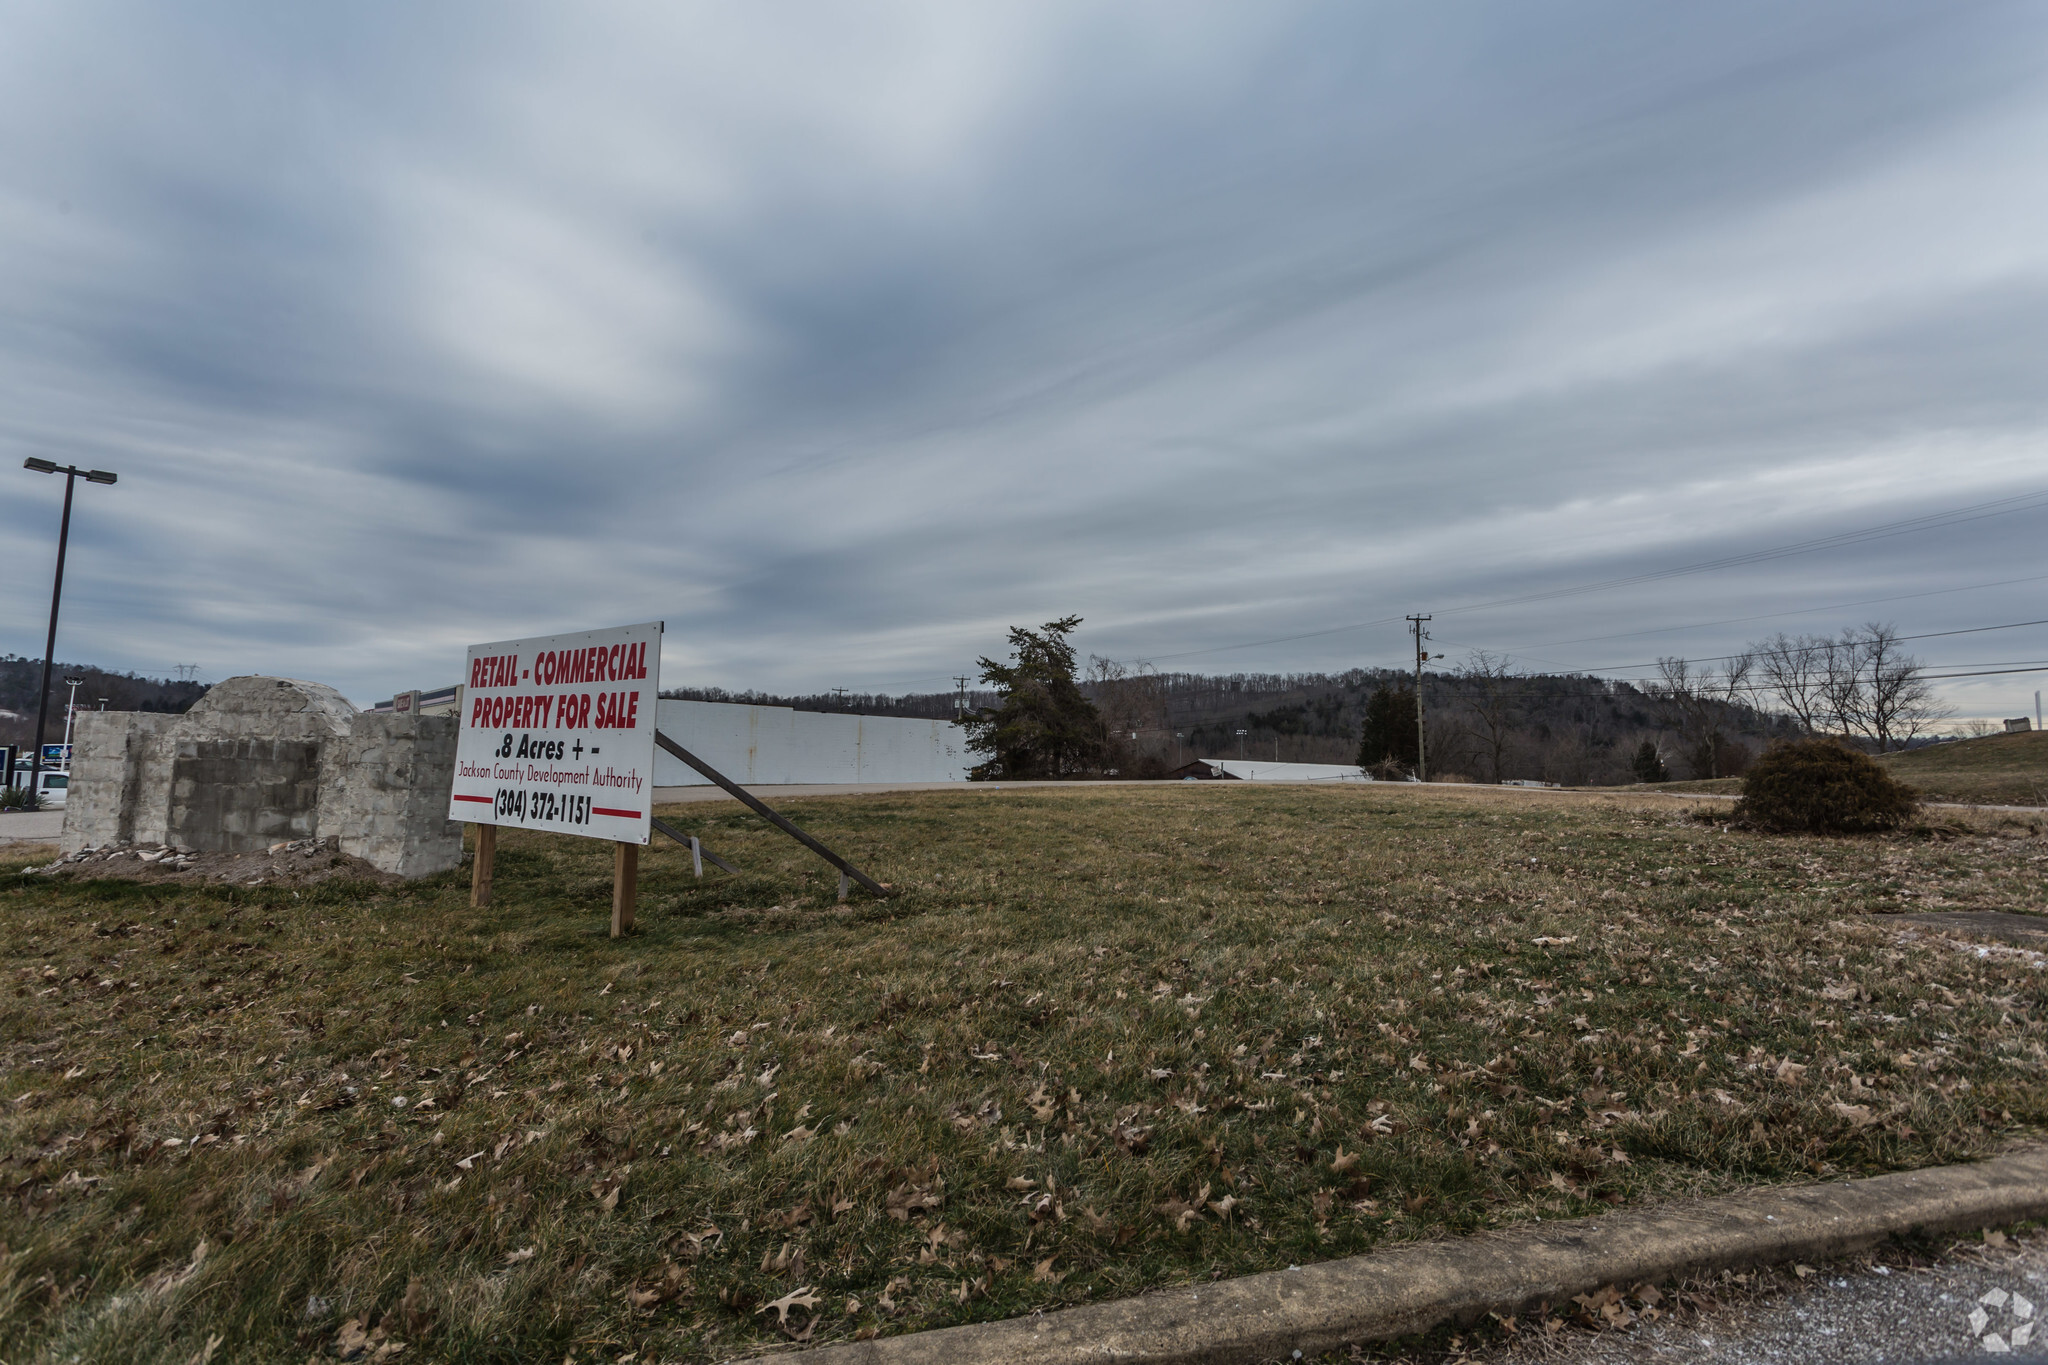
[831,687,850,711]
[953,675,971,721]
[1407,615,1432,783]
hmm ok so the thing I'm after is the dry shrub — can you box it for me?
[1735,738,1919,834]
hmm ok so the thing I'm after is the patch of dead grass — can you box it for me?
[0,785,2043,1362]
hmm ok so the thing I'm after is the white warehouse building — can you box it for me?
[651,698,971,786]
[369,688,972,786]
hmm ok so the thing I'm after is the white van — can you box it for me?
[8,770,66,808]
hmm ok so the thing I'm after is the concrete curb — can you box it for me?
[799,1148,2048,1365]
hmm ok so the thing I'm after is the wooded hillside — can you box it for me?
[0,657,208,752]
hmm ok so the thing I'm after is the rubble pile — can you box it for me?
[23,835,399,887]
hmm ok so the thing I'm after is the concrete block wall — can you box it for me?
[322,712,462,877]
[169,737,325,850]
[650,699,971,786]
[62,712,179,849]
[61,676,461,877]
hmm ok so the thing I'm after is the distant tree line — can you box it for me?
[0,657,209,751]
[1345,620,1946,785]
[658,684,987,721]
[675,616,1953,786]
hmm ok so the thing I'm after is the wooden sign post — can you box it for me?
[612,841,638,935]
[471,822,497,907]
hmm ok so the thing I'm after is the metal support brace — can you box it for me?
[653,729,888,897]
[649,815,739,874]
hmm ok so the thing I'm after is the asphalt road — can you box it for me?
[1451,1229,2048,1365]
[0,808,62,846]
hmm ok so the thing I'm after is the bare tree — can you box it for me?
[1751,632,1836,734]
[1653,652,1753,778]
[1458,650,1521,783]
[1087,655,1167,736]
[1826,634,1875,740]
[1848,622,1946,753]
[1087,655,1173,774]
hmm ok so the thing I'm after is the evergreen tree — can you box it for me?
[1357,685,1419,771]
[962,616,1109,779]
[1631,739,1668,784]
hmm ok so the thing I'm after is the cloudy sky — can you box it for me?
[4,1,2046,716]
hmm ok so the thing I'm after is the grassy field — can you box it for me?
[3,785,2046,1363]
[1641,729,2048,806]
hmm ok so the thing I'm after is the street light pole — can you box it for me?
[59,676,85,765]
[21,459,117,801]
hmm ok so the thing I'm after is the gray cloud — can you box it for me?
[3,0,2046,718]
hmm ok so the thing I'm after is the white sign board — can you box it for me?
[448,620,663,844]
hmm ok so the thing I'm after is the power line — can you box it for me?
[1137,485,2048,665]
[762,488,2048,693]
[1547,616,2048,677]
[1433,486,2048,615]
[1920,663,2048,680]
[1462,571,2048,654]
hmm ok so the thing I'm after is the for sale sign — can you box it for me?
[447,620,663,844]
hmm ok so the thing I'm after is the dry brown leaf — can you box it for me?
[625,1286,662,1309]
[1774,1059,1808,1085]
[1032,1256,1065,1284]
[1005,1176,1038,1191]
[503,1247,535,1265]
[396,1277,431,1338]
[331,1317,400,1362]
[885,1180,943,1221]
[1331,1146,1360,1174]
[757,1286,822,1330]
[1830,1102,1875,1127]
